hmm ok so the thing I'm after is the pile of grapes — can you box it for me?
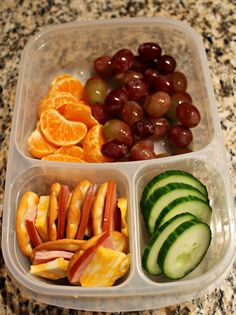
[83,42,201,161]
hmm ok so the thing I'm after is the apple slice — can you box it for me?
[57,185,70,239]
[68,232,110,284]
[76,184,97,240]
[25,207,43,247]
[102,180,117,232]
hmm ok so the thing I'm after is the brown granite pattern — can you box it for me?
[0,0,235,314]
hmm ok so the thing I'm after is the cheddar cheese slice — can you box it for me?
[30,257,69,280]
[117,197,128,236]
[80,246,129,287]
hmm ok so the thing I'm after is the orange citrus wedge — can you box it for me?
[57,101,99,129]
[37,92,77,117]
[83,125,113,163]
[40,109,87,146]
[50,74,72,87]
[42,154,86,163]
[48,77,84,100]
[28,128,58,158]
[54,145,85,160]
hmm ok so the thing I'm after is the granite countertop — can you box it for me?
[0,0,235,314]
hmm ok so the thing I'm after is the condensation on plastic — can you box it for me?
[2,17,235,312]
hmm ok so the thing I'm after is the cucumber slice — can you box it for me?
[140,170,208,211]
[142,213,196,275]
[158,220,211,280]
[143,183,208,234]
[155,196,212,229]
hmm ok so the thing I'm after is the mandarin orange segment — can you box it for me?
[28,128,58,158]
[42,154,86,163]
[57,101,99,129]
[37,92,78,117]
[83,125,113,163]
[48,77,84,100]
[54,145,85,160]
[40,109,88,146]
[50,74,72,87]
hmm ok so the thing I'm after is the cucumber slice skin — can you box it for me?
[158,220,212,280]
[140,170,208,211]
[143,183,208,234]
[142,212,196,276]
[155,196,212,229]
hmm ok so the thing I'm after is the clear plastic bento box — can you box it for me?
[2,17,235,311]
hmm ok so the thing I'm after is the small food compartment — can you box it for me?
[3,165,132,295]
[14,19,215,163]
[136,158,233,283]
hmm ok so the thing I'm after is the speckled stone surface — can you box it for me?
[0,0,235,314]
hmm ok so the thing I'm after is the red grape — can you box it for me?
[138,42,162,61]
[144,91,171,118]
[103,88,128,115]
[102,119,133,146]
[124,79,149,101]
[101,140,129,159]
[173,147,192,155]
[120,101,144,126]
[130,143,156,161]
[176,102,201,128]
[131,55,150,72]
[134,138,155,150]
[116,70,143,85]
[166,92,193,120]
[170,71,187,92]
[149,117,170,139]
[155,55,176,74]
[93,55,114,78]
[144,68,159,87]
[111,49,134,73]
[83,76,107,105]
[133,119,154,138]
[153,74,173,94]
[91,104,108,125]
[167,125,193,147]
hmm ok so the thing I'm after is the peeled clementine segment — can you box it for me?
[28,128,58,158]
[50,74,73,87]
[37,92,77,117]
[42,154,86,163]
[57,101,99,129]
[54,145,85,160]
[40,109,88,146]
[83,125,113,163]
[48,77,84,100]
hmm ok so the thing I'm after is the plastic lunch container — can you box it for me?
[2,17,235,311]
